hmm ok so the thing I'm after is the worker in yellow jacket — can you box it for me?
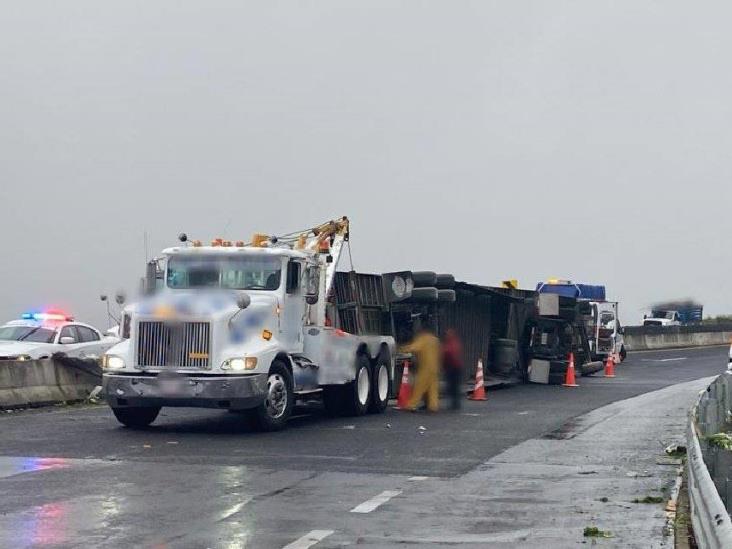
[399,321,441,412]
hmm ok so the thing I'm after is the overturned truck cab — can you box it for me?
[525,293,604,384]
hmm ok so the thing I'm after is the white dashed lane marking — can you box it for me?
[350,490,402,513]
[282,529,334,549]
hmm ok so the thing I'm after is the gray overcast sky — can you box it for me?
[1,1,730,328]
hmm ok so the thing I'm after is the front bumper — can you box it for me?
[103,372,268,410]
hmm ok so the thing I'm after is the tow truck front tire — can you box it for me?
[252,361,294,432]
[112,406,160,428]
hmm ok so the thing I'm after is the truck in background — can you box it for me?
[643,301,703,327]
[102,217,398,431]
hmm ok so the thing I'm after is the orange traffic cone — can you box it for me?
[604,355,616,378]
[468,359,488,401]
[562,352,579,387]
[396,360,412,409]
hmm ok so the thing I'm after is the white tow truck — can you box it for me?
[102,218,396,430]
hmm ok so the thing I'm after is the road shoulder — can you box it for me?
[350,376,715,548]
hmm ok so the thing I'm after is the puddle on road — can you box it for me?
[542,418,582,440]
[0,457,70,479]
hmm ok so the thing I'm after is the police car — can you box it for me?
[0,311,118,361]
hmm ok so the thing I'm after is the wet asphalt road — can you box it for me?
[0,346,727,548]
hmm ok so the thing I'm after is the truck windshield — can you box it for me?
[599,312,615,327]
[0,326,56,343]
[166,255,282,290]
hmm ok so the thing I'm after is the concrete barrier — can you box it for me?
[0,358,101,409]
[624,324,732,351]
[688,372,732,548]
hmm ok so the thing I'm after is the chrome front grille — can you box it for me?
[136,321,211,368]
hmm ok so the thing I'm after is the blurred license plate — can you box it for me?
[158,375,185,395]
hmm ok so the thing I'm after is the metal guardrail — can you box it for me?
[687,372,732,548]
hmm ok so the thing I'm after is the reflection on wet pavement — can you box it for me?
[0,457,70,479]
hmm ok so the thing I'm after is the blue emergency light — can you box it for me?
[21,311,72,321]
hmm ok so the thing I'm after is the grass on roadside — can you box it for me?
[665,444,687,459]
[706,433,732,450]
[583,526,612,538]
[632,495,665,504]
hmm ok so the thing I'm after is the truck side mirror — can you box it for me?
[237,294,251,310]
[115,291,126,305]
[145,260,162,295]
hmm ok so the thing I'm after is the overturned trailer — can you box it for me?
[439,284,535,384]
[329,271,604,389]
[330,271,535,385]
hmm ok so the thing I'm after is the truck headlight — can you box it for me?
[15,354,32,361]
[221,357,257,371]
[103,355,125,370]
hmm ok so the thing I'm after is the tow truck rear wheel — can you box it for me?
[348,355,372,416]
[323,355,371,416]
[368,359,390,413]
[252,361,294,431]
[111,406,160,428]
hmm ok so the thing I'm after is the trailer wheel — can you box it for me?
[406,287,439,303]
[369,359,390,413]
[437,289,456,303]
[435,273,455,289]
[411,271,437,287]
[112,406,160,428]
[252,361,294,431]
